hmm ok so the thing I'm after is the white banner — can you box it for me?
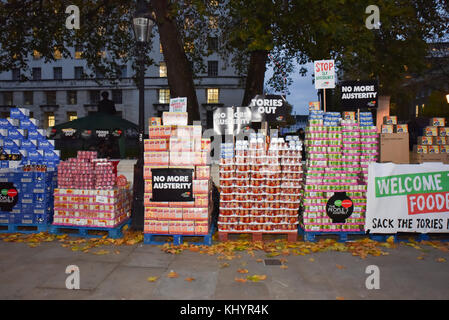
[314,60,335,89]
[366,162,449,234]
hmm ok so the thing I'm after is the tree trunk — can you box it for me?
[242,50,269,106]
[150,0,201,123]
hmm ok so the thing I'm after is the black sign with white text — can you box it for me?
[326,192,354,223]
[0,182,19,212]
[250,94,286,123]
[151,168,194,202]
[213,107,252,135]
[340,81,378,108]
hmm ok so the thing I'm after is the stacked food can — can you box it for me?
[302,111,378,232]
[218,133,302,233]
[143,112,212,236]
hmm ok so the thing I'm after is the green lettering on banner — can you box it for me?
[375,171,449,197]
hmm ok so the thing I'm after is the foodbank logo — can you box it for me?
[0,183,19,212]
[326,192,354,223]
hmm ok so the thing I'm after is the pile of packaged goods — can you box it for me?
[0,108,60,169]
[218,133,302,234]
[143,112,212,236]
[53,151,131,228]
[381,116,409,134]
[302,111,378,233]
[0,165,56,225]
[413,117,449,154]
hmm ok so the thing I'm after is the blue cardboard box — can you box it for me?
[19,118,39,130]
[34,214,52,224]
[38,140,55,150]
[9,108,30,120]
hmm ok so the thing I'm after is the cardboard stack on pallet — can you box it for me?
[0,108,60,169]
[411,117,449,163]
[143,112,212,236]
[302,111,378,233]
[53,151,132,228]
[218,133,302,237]
[379,116,410,164]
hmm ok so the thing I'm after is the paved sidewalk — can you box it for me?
[0,239,448,300]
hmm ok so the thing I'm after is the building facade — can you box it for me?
[0,34,246,131]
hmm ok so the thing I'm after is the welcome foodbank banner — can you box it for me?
[366,162,449,233]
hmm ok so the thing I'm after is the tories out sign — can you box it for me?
[366,162,449,233]
[314,60,335,89]
[340,81,378,108]
[250,94,286,123]
[213,107,252,135]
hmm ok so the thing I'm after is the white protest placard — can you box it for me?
[366,162,449,234]
[314,60,336,89]
[169,97,187,112]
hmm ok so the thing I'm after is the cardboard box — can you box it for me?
[438,127,449,137]
[434,136,447,145]
[343,112,356,121]
[144,152,169,165]
[418,136,433,145]
[379,133,409,164]
[424,126,438,137]
[410,152,449,164]
[162,112,188,126]
[381,125,394,133]
[169,151,195,166]
[414,145,428,154]
[440,145,449,153]
[149,117,161,126]
[169,137,194,152]
[144,139,169,151]
[383,116,397,125]
[395,124,408,133]
[148,125,173,138]
[428,145,440,154]
[430,117,445,127]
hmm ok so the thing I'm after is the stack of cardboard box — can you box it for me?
[143,112,212,236]
[379,116,410,164]
[0,108,60,169]
[411,117,449,163]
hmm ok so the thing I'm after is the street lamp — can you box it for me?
[131,0,154,230]
[446,94,449,104]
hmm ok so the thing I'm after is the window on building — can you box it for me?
[54,49,62,59]
[46,91,56,105]
[23,91,33,105]
[206,88,219,103]
[67,112,77,122]
[208,37,218,51]
[75,45,83,59]
[416,105,419,117]
[12,68,20,81]
[95,68,104,79]
[32,68,41,80]
[208,16,218,29]
[74,67,84,79]
[112,89,123,104]
[208,61,218,77]
[158,89,170,104]
[29,112,34,118]
[159,42,163,53]
[3,92,13,105]
[120,65,127,78]
[67,91,77,105]
[33,50,41,60]
[53,67,62,80]
[45,112,55,128]
[159,62,167,77]
[90,90,100,104]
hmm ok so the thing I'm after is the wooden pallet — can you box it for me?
[144,223,215,246]
[49,219,131,239]
[218,231,298,242]
[369,233,449,243]
[0,223,49,234]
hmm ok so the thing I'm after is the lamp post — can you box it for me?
[131,0,154,230]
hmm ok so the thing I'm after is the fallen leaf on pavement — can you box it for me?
[256,259,263,263]
[336,296,345,300]
[280,265,288,269]
[147,276,159,282]
[93,250,110,255]
[235,277,247,283]
[417,256,424,260]
[237,268,248,274]
[114,250,120,254]
[185,277,195,282]
[336,264,346,270]
[247,275,267,282]
[436,258,446,263]
[167,271,179,278]
[309,258,315,262]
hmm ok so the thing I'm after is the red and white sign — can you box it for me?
[314,60,336,89]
